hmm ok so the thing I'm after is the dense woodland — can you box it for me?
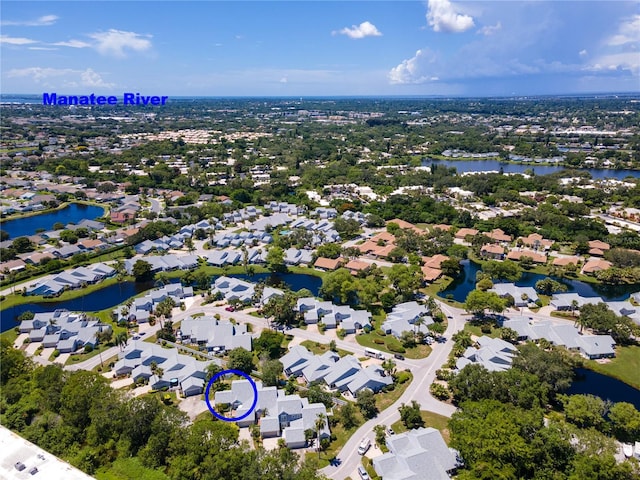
[0,338,326,480]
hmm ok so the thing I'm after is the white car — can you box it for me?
[357,466,370,480]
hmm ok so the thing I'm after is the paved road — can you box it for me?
[149,197,164,214]
[319,301,464,480]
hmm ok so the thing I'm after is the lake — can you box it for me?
[0,273,322,333]
[0,203,105,239]
[423,158,640,180]
[568,368,640,410]
[438,260,639,303]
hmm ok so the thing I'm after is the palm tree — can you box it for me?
[315,413,327,459]
[571,300,579,319]
[115,331,128,351]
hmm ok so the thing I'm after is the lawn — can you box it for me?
[356,332,431,360]
[586,345,640,389]
[306,414,364,469]
[301,339,351,358]
[463,322,501,339]
[375,372,413,412]
[391,410,451,444]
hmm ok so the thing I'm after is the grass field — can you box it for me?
[586,345,640,390]
[300,339,351,358]
[375,372,413,412]
[391,410,451,444]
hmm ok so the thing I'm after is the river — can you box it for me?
[423,158,640,180]
[1,203,105,239]
[0,273,322,333]
[438,260,640,303]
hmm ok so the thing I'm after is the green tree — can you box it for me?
[464,290,506,316]
[132,260,153,282]
[560,394,607,430]
[338,402,359,429]
[262,360,283,387]
[608,401,640,442]
[227,348,254,374]
[399,401,424,430]
[266,246,286,273]
[356,389,378,419]
[535,278,568,296]
[320,268,359,305]
[254,330,285,359]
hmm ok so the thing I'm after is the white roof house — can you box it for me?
[382,301,433,338]
[456,336,517,372]
[489,283,539,307]
[373,427,458,480]
[113,340,216,397]
[213,380,329,448]
[179,316,252,352]
[502,318,617,359]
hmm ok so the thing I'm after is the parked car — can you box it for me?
[357,465,370,480]
[387,427,395,436]
[393,353,405,360]
[225,306,235,312]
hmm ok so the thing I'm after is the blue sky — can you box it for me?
[1,1,638,96]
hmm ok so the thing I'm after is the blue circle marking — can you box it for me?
[204,369,258,422]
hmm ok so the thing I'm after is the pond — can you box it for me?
[438,260,639,303]
[0,203,106,239]
[0,273,322,333]
[568,368,640,410]
[423,158,640,180]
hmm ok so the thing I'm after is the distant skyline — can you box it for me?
[1,1,638,97]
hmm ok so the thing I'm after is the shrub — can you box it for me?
[336,328,346,339]
[395,371,411,384]
[375,329,386,336]
[318,322,326,333]
[480,323,492,334]
[52,349,60,358]
[436,369,454,381]
[84,344,94,353]
[387,344,406,353]
[430,383,450,401]
[373,338,385,345]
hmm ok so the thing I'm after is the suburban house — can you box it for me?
[294,297,372,331]
[381,301,433,338]
[279,345,392,395]
[213,379,330,448]
[582,258,612,274]
[113,340,215,397]
[454,228,479,240]
[373,427,460,480]
[211,276,284,305]
[115,284,193,323]
[506,249,547,264]
[456,336,517,372]
[588,240,611,257]
[480,244,505,260]
[502,318,616,359]
[19,309,111,354]
[489,283,539,307]
[313,257,344,271]
[519,233,554,250]
[25,262,116,296]
[178,316,252,352]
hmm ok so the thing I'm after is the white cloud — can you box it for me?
[1,15,59,27]
[29,47,58,51]
[589,52,640,75]
[53,39,91,48]
[8,67,115,88]
[333,21,382,39]
[88,29,152,57]
[477,22,501,36]
[607,14,640,47]
[579,49,588,57]
[8,67,76,81]
[426,0,475,33]
[0,35,38,45]
[388,49,437,84]
[80,68,115,88]
[280,76,288,83]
